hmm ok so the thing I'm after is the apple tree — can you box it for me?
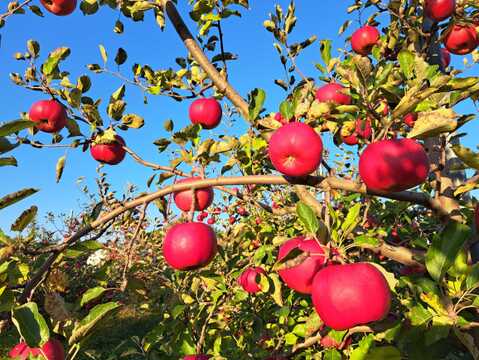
[1,0,479,359]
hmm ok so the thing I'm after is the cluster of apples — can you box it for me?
[238,237,391,331]
[351,0,478,64]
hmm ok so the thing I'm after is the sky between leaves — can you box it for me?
[0,0,477,231]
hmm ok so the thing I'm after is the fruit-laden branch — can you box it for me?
[160,0,250,119]
[20,174,441,302]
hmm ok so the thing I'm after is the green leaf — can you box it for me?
[0,120,35,137]
[69,302,120,345]
[269,273,283,306]
[122,114,144,129]
[11,206,38,232]
[11,302,50,347]
[80,287,106,307]
[279,100,294,120]
[0,188,38,210]
[398,50,415,79]
[341,202,361,238]
[0,157,17,167]
[350,334,374,360]
[248,88,266,121]
[367,346,401,360]
[320,39,332,68]
[426,221,471,282]
[323,349,342,360]
[407,109,457,139]
[0,137,19,154]
[451,144,479,170]
[42,47,70,75]
[296,202,319,235]
[55,155,66,183]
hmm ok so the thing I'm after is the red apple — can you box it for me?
[403,113,418,127]
[163,222,217,270]
[229,215,236,225]
[443,24,479,55]
[40,0,76,15]
[351,25,380,56]
[189,98,222,129]
[268,122,323,177]
[274,112,295,125]
[183,355,210,360]
[359,138,430,192]
[277,237,327,294]
[320,335,352,349]
[173,177,214,212]
[238,267,266,293]
[9,339,65,360]
[237,206,248,216]
[440,48,451,68]
[315,83,352,105]
[28,99,67,133]
[312,263,391,330]
[90,135,126,165]
[425,0,455,22]
[342,118,372,146]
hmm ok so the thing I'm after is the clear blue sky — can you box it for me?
[0,1,477,231]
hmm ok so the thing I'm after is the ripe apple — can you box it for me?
[425,0,455,22]
[312,263,391,330]
[351,25,380,56]
[189,98,222,129]
[9,339,65,360]
[274,112,295,125]
[183,355,210,360]
[268,122,323,177]
[443,24,479,55]
[403,112,418,127]
[229,215,236,225]
[440,48,451,68]
[173,177,214,212]
[163,222,217,270]
[207,217,216,225]
[277,237,327,294]
[359,138,430,192]
[315,83,352,105]
[238,267,266,293]
[237,206,248,216]
[40,0,76,15]
[342,118,372,146]
[28,99,67,133]
[90,135,126,165]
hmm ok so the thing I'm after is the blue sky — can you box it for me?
[0,1,477,231]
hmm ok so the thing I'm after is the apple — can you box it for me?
[189,98,222,129]
[351,25,380,56]
[441,48,451,68]
[183,355,210,360]
[268,122,323,177]
[342,118,372,146]
[315,83,352,105]
[9,339,65,360]
[425,0,455,22]
[229,215,236,225]
[28,99,67,133]
[237,206,248,216]
[403,112,418,127]
[320,335,352,349]
[274,112,295,125]
[40,0,76,15]
[238,267,266,293]
[359,138,430,192]
[163,222,217,270]
[207,217,216,225]
[173,177,214,212]
[277,236,327,294]
[90,135,126,165]
[443,24,479,55]
[312,263,391,330]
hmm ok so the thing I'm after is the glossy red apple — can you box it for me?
[351,25,380,56]
[359,138,430,192]
[441,48,451,68]
[342,118,372,146]
[28,99,67,133]
[277,237,327,294]
[403,113,418,127]
[189,98,222,129]
[268,122,323,177]
[90,135,126,165]
[183,355,210,360]
[9,339,65,360]
[315,83,352,105]
[173,177,214,212]
[40,0,76,15]
[443,24,478,55]
[312,263,391,330]
[163,222,217,270]
[229,215,236,224]
[238,267,266,293]
[425,0,455,22]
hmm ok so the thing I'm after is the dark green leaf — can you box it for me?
[12,302,50,347]
[0,120,35,137]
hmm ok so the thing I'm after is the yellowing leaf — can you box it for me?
[407,109,457,139]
